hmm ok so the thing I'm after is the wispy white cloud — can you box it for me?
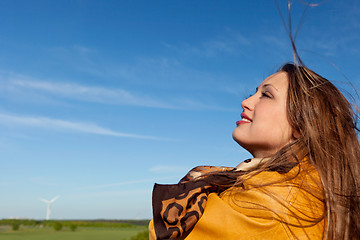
[0,71,237,111]
[262,34,288,50]
[45,45,104,77]
[30,176,58,186]
[0,113,169,140]
[71,189,151,198]
[163,28,250,58]
[73,45,97,54]
[78,176,175,190]
[9,77,176,109]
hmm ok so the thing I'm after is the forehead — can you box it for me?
[259,72,289,91]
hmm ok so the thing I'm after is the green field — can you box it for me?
[0,226,148,240]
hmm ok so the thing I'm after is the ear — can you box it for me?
[292,130,300,139]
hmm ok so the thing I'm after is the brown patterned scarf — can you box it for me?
[152,157,300,239]
[152,159,269,240]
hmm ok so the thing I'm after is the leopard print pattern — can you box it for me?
[152,166,235,240]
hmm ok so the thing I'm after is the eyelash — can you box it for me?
[261,92,271,98]
[247,91,272,99]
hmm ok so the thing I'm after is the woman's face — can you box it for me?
[232,72,294,158]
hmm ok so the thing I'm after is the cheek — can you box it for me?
[270,110,293,142]
[258,106,292,141]
[268,124,292,143]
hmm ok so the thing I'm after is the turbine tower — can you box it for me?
[39,196,59,220]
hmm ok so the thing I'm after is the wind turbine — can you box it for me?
[39,196,59,220]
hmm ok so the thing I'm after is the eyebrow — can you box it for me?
[256,84,279,92]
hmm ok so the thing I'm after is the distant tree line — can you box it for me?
[0,219,150,231]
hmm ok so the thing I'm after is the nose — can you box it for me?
[241,95,255,111]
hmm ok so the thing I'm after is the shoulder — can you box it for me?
[222,160,324,209]
[187,190,324,240]
[219,161,325,236]
[186,192,285,240]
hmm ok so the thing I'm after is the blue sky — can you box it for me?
[0,0,359,220]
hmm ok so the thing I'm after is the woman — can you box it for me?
[149,62,360,239]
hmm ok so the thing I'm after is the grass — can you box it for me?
[0,225,148,240]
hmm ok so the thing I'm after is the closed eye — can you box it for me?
[261,91,272,98]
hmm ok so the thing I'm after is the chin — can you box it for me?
[232,128,245,145]
[232,126,240,137]
[232,132,249,151]
[232,130,240,144]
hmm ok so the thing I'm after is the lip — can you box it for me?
[236,113,252,125]
[241,113,252,121]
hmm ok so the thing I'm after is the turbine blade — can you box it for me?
[50,196,59,203]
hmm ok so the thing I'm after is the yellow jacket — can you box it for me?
[150,160,325,239]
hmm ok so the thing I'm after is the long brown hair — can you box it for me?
[280,63,360,239]
[205,1,360,237]
[205,62,360,239]
[276,1,360,237]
